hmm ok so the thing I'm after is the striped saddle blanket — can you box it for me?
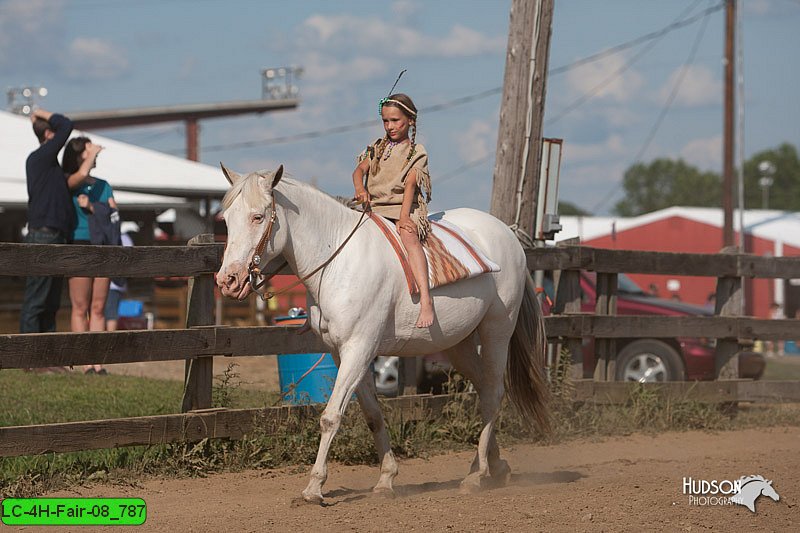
[369,213,501,295]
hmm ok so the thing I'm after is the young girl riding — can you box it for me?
[352,93,434,328]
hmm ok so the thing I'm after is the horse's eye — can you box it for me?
[252,214,264,223]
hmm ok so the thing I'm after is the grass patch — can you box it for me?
[2,356,800,499]
[762,356,800,380]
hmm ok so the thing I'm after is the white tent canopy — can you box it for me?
[0,110,228,206]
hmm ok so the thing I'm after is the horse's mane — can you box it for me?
[221,170,351,213]
[739,475,769,485]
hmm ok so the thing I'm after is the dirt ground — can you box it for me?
[18,426,793,532]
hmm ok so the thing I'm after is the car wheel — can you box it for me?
[374,356,399,397]
[615,340,685,382]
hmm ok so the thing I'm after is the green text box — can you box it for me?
[1,498,146,526]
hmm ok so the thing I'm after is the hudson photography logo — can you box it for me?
[682,475,780,513]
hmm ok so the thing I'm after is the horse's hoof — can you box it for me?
[373,486,396,499]
[490,460,512,486]
[294,491,323,506]
[459,472,486,494]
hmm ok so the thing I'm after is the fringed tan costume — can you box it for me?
[358,139,432,241]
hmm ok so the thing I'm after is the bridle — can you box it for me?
[245,193,370,301]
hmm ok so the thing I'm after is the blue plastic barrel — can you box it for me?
[275,313,337,404]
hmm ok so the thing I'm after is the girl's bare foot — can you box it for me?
[415,301,435,328]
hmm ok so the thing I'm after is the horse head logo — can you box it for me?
[732,475,780,513]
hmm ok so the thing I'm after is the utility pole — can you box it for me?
[722,0,736,247]
[490,0,554,244]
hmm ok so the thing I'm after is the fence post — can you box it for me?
[593,272,618,381]
[181,234,217,412]
[553,268,583,379]
[714,246,741,380]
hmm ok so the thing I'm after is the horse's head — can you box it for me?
[217,163,285,300]
[761,480,780,502]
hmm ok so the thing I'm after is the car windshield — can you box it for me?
[583,272,646,295]
[618,274,646,294]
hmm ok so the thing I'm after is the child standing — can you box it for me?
[352,93,434,328]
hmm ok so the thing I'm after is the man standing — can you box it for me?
[20,108,74,333]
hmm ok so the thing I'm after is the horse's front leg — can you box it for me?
[300,340,377,505]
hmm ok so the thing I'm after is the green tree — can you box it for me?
[743,143,800,211]
[613,158,721,216]
[559,201,591,216]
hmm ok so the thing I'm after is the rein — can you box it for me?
[247,197,370,301]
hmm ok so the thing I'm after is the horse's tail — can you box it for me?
[505,273,551,434]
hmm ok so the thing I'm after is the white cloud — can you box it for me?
[61,37,130,81]
[391,0,420,22]
[658,65,721,107]
[455,119,494,162]
[301,52,387,92]
[302,15,504,58]
[680,135,722,170]
[0,0,64,71]
[565,53,644,103]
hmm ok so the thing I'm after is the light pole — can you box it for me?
[6,86,48,115]
[757,160,776,210]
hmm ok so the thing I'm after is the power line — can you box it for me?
[548,2,724,76]
[547,0,708,126]
[590,0,715,214]
[174,87,506,155]
[434,154,493,185]
[171,6,724,156]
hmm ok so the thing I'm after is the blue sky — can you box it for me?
[3,0,798,214]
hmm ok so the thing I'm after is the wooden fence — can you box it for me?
[1,237,799,457]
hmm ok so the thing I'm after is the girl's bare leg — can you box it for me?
[399,228,435,327]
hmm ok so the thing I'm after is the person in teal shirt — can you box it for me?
[62,136,115,374]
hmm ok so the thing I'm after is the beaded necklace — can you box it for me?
[383,140,399,160]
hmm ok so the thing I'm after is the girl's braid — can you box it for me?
[371,135,389,176]
[406,123,417,163]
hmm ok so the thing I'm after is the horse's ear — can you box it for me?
[220,162,242,185]
[272,165,284,189]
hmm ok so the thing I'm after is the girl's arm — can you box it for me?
[397,168,418,234]
[67,144,103,189]
[352,158,371,205]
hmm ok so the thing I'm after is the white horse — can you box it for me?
[216,164,549,504]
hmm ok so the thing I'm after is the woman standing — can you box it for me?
[63,137,114,373]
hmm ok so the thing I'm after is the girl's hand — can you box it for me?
[86,143,104,158]
[353,187,370,206]
[397,216,416,235]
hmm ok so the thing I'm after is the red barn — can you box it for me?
[559,207,800,319]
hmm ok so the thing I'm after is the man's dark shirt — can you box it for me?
[25,114,75,236]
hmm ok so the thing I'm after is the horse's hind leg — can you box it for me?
[355,369,398,497]
[461,322,514,493]
[445,333,509,490]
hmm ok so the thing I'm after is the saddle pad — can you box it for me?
[369,213,500,295]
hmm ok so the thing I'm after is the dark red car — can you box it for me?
[542,272,765,382]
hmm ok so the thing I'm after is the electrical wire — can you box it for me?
[547,0,707,126]
[434,154,493,184]
[163,5,725,156]
[589,1,714,214]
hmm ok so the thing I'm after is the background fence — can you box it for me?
[1,236,799,457]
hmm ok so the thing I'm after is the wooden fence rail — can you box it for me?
[3,316,800,371]
[2,380,799,458]
[526,246,800,279]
